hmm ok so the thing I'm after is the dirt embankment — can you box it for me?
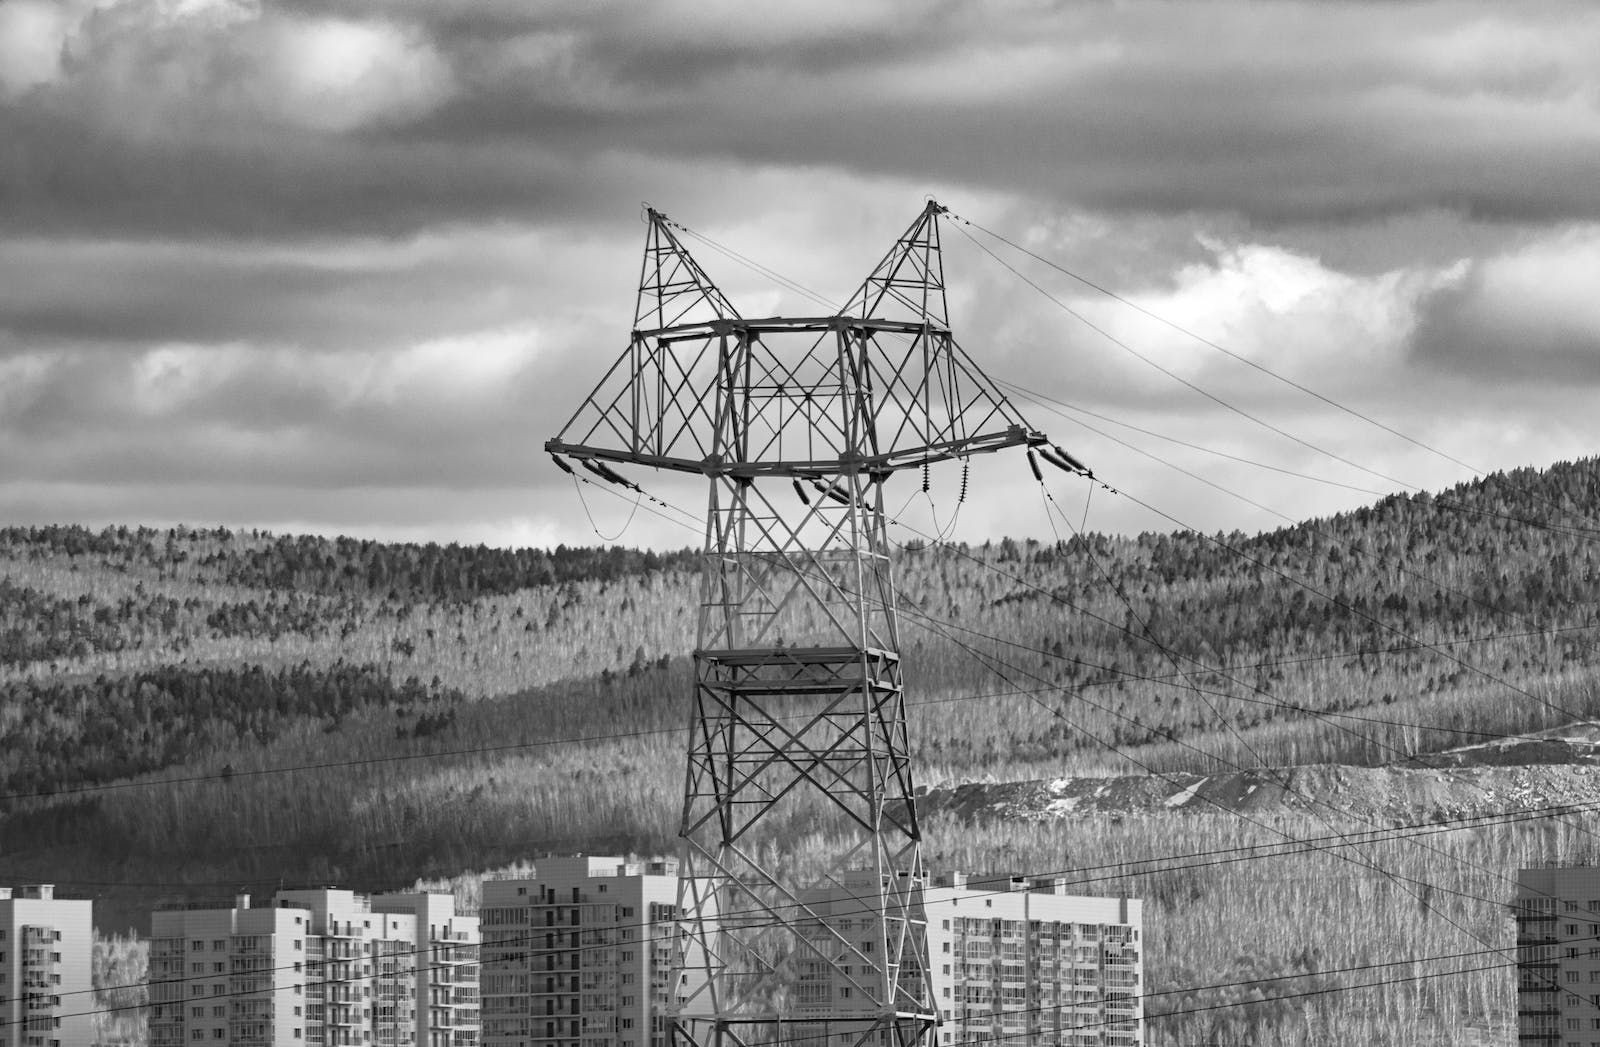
[919,722,1600,824]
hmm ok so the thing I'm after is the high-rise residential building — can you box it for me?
[372,893,480,1047]
[149,888,477,1047]
[1513,865,1600,1047]
[479,857,686,1047]
[796,871,1143,1047]
[0,885,93,1047]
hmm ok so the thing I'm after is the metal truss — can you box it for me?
[547,202,1051,1047]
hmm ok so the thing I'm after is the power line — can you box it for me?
[41,794,1600,895]
[942,212,1463,474]
[946,207,1600,539]
[943,219,1418,493]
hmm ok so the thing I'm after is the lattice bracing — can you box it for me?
[637,206,742,331]
[548,205,1045,479]
[546,202,1058,1047]
[841,201,949,327]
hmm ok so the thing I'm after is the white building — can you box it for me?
[149,888,477,1047]
[372,893,480,1047]
[1513,865,1600,1047]
[0,885,93,1047]
[796,871,1143,1047]
[479,857,684,1047]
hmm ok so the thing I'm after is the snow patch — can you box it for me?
[1165,778,1206,808]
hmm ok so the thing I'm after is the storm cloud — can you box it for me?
[4,0,1600,546]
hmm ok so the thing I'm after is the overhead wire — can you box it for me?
[41,793,1600,896]
[1005,378,1600,543]
[942,219,1419,493]
[947,207,1600,537]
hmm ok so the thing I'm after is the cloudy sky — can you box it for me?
[4,0,1600,550]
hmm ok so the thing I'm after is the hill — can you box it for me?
[8,455,1600,1045]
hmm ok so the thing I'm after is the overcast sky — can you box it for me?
[4,0,1600,551]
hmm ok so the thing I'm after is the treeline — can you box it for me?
[0,524,696,601]
[0,580,379,665]
[206,534,698,600]
[0,661,464,800]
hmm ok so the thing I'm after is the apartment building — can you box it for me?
[479,857,684,1047]
[1512,866,1600,1047]
[372,893,480,1047]
[796,871,1143,1047]
[0,885,93,1047]
[149,888,476,1047]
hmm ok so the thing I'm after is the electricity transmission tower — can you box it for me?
[547,202,1053,1047]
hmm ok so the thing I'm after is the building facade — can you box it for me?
[1513,866,1600,1047]
[0,885,93,1047]
[372,893,480,1047]
[797,871,1143,1047]
[149,888,476,1047]
[479,857,683,1047]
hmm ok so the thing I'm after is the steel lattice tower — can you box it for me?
[547,202,1052,1047]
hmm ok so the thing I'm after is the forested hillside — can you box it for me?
[7,459,1600,801]
[6,456,1600,1045]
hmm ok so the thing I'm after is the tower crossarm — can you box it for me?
[546,313,1051,479]
[546,424,1046,479]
